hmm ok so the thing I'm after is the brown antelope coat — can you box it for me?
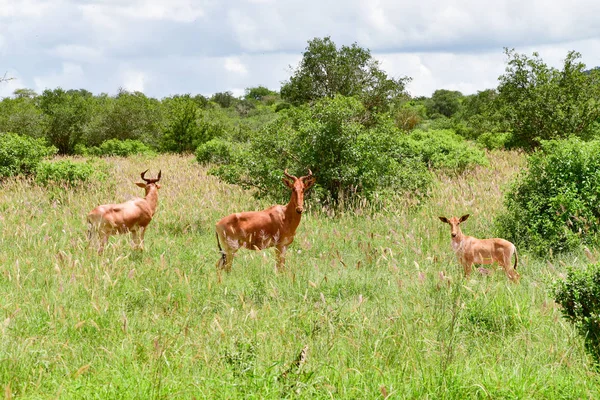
[439,214,519,282]
[216,169,315,273]
[87,170,161,253]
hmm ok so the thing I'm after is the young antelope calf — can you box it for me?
[439,214,519,282]
[87,170,161,253]
[215,169,315,273]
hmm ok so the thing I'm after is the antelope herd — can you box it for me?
[85,168,521,282]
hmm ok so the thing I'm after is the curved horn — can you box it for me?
[301,169,313,181]
[141,169,161,184]
[284,169,296,180]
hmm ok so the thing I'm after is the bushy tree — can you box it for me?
[244,86,278,102]
[496,49,600,149]
[426,89,463,118]
[0,90,45,138]
[210,96,433,206]
[38,88,93,154]
[87,89,162,147]
[161,96,226,153]
[281,37,410,113]
[211,91,237,108]
[497,138,600,255]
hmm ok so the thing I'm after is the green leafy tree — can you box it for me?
[38,88,93,154]
[161,95,226,153]
[281,37,410,113]
[244,86,277,102]
[85,89,162,148]
[0,90,45,138]
[426,89,463,118]
[211,91,237,108]
[496,49,600,149]
[210,95,433,206]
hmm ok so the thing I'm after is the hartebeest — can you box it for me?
[215,169,316,273]
[87,170,161,253]
[439,214,519,282]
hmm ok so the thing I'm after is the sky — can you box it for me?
[1,0,599,99]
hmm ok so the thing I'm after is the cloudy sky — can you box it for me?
[1,0,599,99]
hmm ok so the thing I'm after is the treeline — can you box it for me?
[1,38,600,208]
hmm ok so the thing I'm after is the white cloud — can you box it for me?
[2,0,600,99]
[224,57,248,76]
[120,68,146,92]
[51,45,104,63]
[33,62,86,93]
[78,0,205,23]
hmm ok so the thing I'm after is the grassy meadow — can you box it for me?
[1,151,599,399]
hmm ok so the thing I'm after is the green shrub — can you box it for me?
[195,138,238,165]
[554,263,600,365]
[477,132,513,150]
[0,132,57,178]
[160,99,227,153]
[210,96,434,206]
[394,129,488,172]
[497,138,600,255]
[35,159,106,186]
[84,139,156,157]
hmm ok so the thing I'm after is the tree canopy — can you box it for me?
[281,37,410,112]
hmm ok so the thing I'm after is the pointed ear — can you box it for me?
[282,178,294,189]
[439,217,449,224]
[459,214,470,222]
[135,182,146,188]
[303,177,316,190]
[155,183,161,190]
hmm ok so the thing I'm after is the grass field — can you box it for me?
[1,151,599,399]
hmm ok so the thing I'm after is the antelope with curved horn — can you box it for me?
[215,169,316,273]
[439,214,519,282]
[87,170,162,253]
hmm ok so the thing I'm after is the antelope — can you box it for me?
[439,214,519,282]
[215,169,316,273]
[87,170,161,253]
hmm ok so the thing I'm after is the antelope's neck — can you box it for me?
[284,196,302,230]
[451,230,465,252]
[145,187,159,215]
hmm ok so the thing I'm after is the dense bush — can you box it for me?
[394,129,488,172]
[497,138,600,255]
[0,132,57,178]
[554,263,600,365]
[161,98,227,153]
[35,159,106,186]
[477,132,512,150]
[80,139,156,157]
[210,96,437,206]
[195,138,239,165]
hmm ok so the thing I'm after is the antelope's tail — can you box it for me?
[513,245,518,270]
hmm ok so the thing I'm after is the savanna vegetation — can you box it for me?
[1,38,600,398]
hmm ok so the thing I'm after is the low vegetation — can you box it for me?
[0,153,598,398]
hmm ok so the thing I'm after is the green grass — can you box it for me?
[0,151,599,398]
